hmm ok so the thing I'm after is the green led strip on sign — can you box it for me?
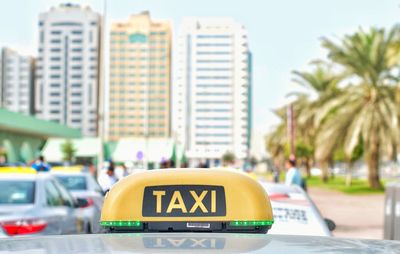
[101,220,274,227]
[229,220,274,226]
[100,221,142,227]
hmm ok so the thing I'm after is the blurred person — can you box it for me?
[121,164,129,178]
[284,158,302,187]
[272,164,280,183]
[98,164,117,193]
[31,155,51,172]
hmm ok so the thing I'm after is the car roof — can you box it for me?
[0,172,54,181]
[261,182,303,195]
[0,233,398,254]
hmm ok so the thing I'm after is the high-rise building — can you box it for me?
[174,17,252,166]
[108,11,171,141]
[35,3,101,137]
[0,48,35,115]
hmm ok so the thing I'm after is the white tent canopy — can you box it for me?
[42,138,102,163]
[112,138,180,163]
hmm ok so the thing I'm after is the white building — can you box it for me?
[35,3,101,136]
[0,48,35,115]
[174,18,252,166]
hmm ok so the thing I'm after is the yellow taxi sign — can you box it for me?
[100,169,273,233]
[51,165,84,173]
[0,167,37,174]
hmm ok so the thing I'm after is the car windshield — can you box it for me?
[55,176,87,191]
[0,180,35,204]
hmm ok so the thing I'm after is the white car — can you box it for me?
[261,182,335,236]
[51,172,104,233]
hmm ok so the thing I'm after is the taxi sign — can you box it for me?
[0,167,37,174]
[100,169,274,233]
[51,165,84,173]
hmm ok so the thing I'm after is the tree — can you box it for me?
[316,26,400,189]
[266,105,315,177]
[60,140,77,163]
[222,151,235,166]
[266,107,289,170]
[291,63,342,181]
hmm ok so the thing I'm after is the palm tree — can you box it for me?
[291,64,342,181]
[316,26,400,189]
[266,108,287,170]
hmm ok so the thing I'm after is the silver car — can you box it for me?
[52,172,104,233]
[0,173,87,237]
[261,182,335,236]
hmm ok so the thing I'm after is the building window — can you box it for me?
[196,59,231,63]
[196,35,231,39]
[197,76,231,80]
[72,30,82,35]
[129,33,148,43]
[196,84,230,88]
[71,39,82,44]
[197,51,231,55]
[197,43,231,47]
[71,83,81,88]
[52,22,82,27]
[196,125,231,129]
[50,83,60,88]
[71,74,82,79]
[40,32,44,43]
[51,39,61,44]
[50,92,60,97]
[51,31,62,35]
[88,84,92,105]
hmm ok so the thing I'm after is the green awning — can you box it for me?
[0,108,81,138]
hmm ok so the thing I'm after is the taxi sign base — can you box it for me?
[104,222,271,234]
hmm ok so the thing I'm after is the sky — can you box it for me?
[0,0,399,135]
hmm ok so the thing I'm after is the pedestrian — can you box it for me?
[121,164,129,178]
[31,156,51,172]
[284,158,302,187]
[98,164,118,193]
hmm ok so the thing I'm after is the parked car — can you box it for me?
[0,172,89,237]
[261,182,335,236]
[51,169,104,233]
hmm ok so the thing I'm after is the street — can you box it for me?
[308,187,384,239]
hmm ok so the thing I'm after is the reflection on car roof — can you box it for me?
[0,233,399,254]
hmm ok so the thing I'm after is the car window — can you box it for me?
[0,180,35,204]
[45,180,64,206]
[55,175,87,191]
[53,180,75,207]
